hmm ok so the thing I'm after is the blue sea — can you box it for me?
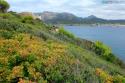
[65,25,125,61]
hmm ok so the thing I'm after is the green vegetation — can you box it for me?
[21,16,34,24]
[58,27,75,39]
[0,0,10,13]
[0,0,125,82]
[91,41,125,68]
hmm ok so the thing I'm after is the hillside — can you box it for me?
[0,11,125,83]
[34,11,83,24]
[34,11,125,25]
[0,1,125,82]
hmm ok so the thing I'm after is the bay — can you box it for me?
[65,25,125,61]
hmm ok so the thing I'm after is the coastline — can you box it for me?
[56,24,125,28]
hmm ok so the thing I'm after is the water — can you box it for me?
[64,25,125,61]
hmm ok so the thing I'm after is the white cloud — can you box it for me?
[6,0,125,19]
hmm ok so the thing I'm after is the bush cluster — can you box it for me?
[91,41,125,68]
[58,27,75,39]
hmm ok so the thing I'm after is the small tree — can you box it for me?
[0,0,10,13]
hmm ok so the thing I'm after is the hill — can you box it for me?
[34,11,125,25]
[0,1,125,82]
[34,11,83,24]
[0,11,124,83]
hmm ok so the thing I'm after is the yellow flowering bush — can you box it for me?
[95,68,125,83]
[7,66,24,81]
[0,33,68,82]
[96,68,113,83]
[113,75,125,83]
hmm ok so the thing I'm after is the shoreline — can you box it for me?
[56,24,125,27]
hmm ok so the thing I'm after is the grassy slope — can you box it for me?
[0,12,125,83]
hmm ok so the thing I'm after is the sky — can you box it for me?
[6,0,125,19]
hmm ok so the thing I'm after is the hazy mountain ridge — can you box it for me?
[34,11,125,24]
[34,11,83,24]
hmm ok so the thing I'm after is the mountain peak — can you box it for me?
[87,15,97,19]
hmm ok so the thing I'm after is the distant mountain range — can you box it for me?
[34,11,125,24]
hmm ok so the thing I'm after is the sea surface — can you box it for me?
[64,25,125,61]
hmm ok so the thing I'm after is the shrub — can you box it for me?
[7,66,24,82]
[0,19,33,32]
[21,16,34,24]
[58,28,75,39]
[92,41,112,56]
[95,68,113,83]
[96,68,125,83]
[113,75,125,83]
[8,54,22,69]
[0,13,14,19]
[92,41,125,68]
[0,31,14,39]
[27,54,36,63]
